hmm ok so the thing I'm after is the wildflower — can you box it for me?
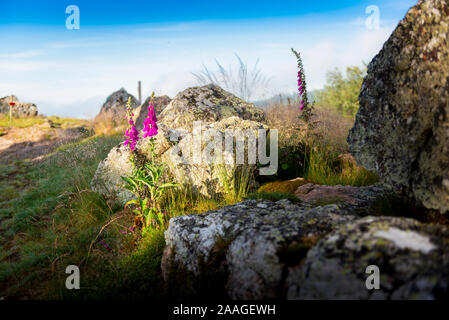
[124,97,139,151]
[124,119,139,151]
[99,240,112,251]
[292,48,309,112]
[297,70,305,111]
[142,101,158,138]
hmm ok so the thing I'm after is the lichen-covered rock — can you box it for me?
[0,95,38,117]
[288,216,449,299]
[91,117,267,204]
[163,194,449,300]
[347,0,449,213]
[161,116,267,198]
[158,84,266,130]
[94,88,139,124]
[134,95,171,130]
[162,184,398,299]
[162,199,357,299]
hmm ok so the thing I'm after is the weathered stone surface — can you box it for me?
[295,183,361,204]
[0,95,38,117]
[162,195,449,300]
[134,95,171,130]
[90,140,135,204]
[158,84,266,130]
[288,216,449,299]
[347,0,449,213]
[94,88,138,124]
[91,116,267,204]
[162,199,356,299]
[161,116,267,197]
[162,184,421,300]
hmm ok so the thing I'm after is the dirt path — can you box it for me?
[0,123,92,164]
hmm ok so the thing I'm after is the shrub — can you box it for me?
[315,65,366,118]
[192,54,271,101]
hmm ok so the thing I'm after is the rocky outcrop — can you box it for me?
[347,0,449,213]
[158,84,265,130]
[91,85,267,204]
[162,189,449,299]
[94,88,138,124]
[288,216,449,300]
[91,116,268,204]
[134,95,171,130]
[0,95,38,117]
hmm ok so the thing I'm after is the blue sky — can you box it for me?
[0,0,416,118]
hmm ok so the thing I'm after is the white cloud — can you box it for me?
[2,13,400,118]
[0,49,44,59]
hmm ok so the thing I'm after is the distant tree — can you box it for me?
[315,65,366,118]
[192,54,271,102]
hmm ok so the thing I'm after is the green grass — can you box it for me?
[304,146,378,186]
[0,133,124,298]
[2,134,122,233]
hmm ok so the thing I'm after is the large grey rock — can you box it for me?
[91,116,268,204]
[162,194,449,300]
[289,216,449,300]
[91,85,268,204]
[348,0,449,213]
[158,84,266,130]
[94,88,138,124]
[0,95,38,117]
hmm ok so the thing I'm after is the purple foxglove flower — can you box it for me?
[142,101,158,138]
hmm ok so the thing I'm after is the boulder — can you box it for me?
[0,95,38,117]
[134,95,171,130]
[348,0,449,213]
[295,183,361,205]
[158,84,266,130]
[94,88,139,124]
[162,199,357,299]
[91,85,268,204]
[91,116,268,204]
[289,216,449,299]
[161,183,449,300]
